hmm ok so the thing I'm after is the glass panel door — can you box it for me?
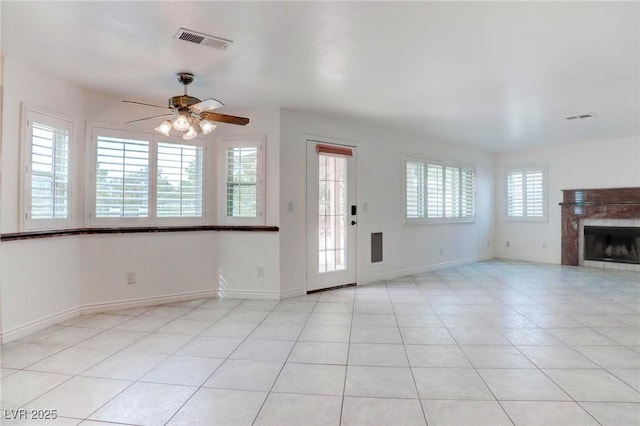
[307,141,357,292]
[318,154,347,273]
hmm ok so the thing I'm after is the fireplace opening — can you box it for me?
[584,226,640,265]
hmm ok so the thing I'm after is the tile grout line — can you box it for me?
[431,270,517,426]
[250,294,322,426]
[157,299,281,426]
[338,286,357,426]
[389,277,429,426]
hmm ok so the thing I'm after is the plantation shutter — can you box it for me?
[525,170,544,217]
[507,171,524,217]
[426,164,444,218]
[28,118,70,221]
[157,142,204,217]
[226,146,258,217]
[95,136,149,218]
[444,166,460,218]
[461,168,475,218]
[405,161,424,218]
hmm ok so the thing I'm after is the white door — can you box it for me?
[306,140,357,292]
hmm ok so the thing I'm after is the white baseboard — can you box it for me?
[1,306,79,343]
[217,288,281,300]
[1,289,217,343]
[359,254,495,284]
[80,289,218,315]
[280,287,306,299]
[495,251,559,265]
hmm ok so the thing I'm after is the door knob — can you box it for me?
[351,220,357,225]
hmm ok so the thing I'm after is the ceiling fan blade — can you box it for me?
[199,111,250,126]
[122,100,171,110]
[189,98,225,113]
[125,113,175,125]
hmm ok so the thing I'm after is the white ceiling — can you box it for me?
[2,1,638,151]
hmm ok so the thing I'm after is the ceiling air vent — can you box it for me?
[174,28,233,50]
[566,113,596,120]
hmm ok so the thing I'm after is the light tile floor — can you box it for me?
[1,260,639,425]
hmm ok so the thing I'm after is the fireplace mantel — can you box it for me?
[560,187,640,265]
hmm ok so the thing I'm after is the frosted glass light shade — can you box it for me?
[200,119,217,135]
[154,120,172,136]
[173,114,190,132]
[183,125,198,140]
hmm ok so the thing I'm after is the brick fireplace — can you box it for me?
[560,187,640,268]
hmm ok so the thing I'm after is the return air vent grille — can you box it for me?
[371,232,383,263]
[566,113,596,120]
[174,28,233,50]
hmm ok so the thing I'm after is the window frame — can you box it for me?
[86,123,208,227]
[219,135,266,226]
[20,105,74,231]
[403,155,476,225]
[504,164,548,222]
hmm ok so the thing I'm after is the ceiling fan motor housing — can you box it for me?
[169,95,201,110]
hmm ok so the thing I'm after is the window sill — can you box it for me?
[404,219,476,225]
[504,217,548,223]
[1,225,279,242]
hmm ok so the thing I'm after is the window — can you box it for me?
[405,156,475,223]
[89,125,206,225]
[95,134,150,218]
[22,107,72,230]
[220,136,265,225]
[505,165,547,221]
[157,142,204,218]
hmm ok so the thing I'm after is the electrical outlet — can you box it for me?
[439,247,444,255]
[506,241,510,248]
[487,241,491,248]
[127,272,137,285]
[257,266,264,278]
[542,243,547,249]
[287,202,293,213]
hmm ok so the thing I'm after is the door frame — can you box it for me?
[304,135,359,293]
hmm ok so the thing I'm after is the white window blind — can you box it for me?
[90,126,208,225]
[405,157,475,223]
[507,172,524,217]
[95,136,149,218]
[444,166,460,218]
[30,122,69,220]
[221,136,265,225]
[405,161,424,218]
[427,164,444,218]
[157,142,204,218]
[22,108,73,230]
[526,171,544,217]
[461,168,476,218]
[506,165,547,220]
[226,146,257,217]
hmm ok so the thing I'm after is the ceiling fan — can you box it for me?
[123,72,249,140]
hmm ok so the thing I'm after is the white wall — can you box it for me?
[494,136,640,263]
[1,58,85,232]
[217,232,281,299]
[0,237,82,338]
[279,109,495,294]
[1,58,86,339]
[79,233,217,308]
[0,58,282,341]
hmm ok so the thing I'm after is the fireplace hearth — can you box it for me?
[560,187,640,268]
[584,226,640,264]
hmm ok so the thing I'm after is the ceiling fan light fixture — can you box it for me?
[173,114,190,132]
[154,120,173,136]
[182,125,198,140]
[200,119,217,135]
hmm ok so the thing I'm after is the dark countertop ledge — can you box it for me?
[1,225,279,242]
